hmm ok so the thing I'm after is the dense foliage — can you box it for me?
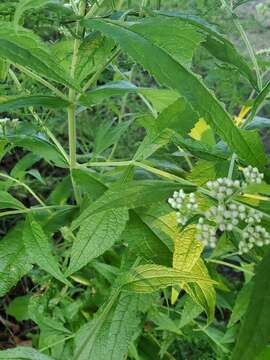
[0,0,270,359]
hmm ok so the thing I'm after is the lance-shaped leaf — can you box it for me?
[0,21,79,90]
[232,250,270,360]
[0,190,25,210]
[67,208,129,275]
[0,225,32,297]
[82,18,266,167]
[246,81,270,125]
[23,215,70,286]
[0,95,69,111]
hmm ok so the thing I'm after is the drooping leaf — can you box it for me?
[0,95,69,111]
[81,18,265,166]
[0,21,79,89]
[67,208,129,275]
[0,347,53,360]
[232,250,270,360]
[23,215,70,285]
[0,225,32,297]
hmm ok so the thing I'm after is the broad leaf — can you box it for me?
[82,18,266,166]
[67,208,129,275]
[0,225,32,297]
[232,250,270,360]
[23,215,70,286]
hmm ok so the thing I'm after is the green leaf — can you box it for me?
[121,264,215,293]
[71,180,194,231]
[232,250,270,360]
[122,211,172,266]
[82,18,265,166]
[246,81,270,125]
[0,347,53,359]
[14,0,55,25]
[67,208,129,275]
[157,11,257,88]
[75,293,140,360]
[1,134,67,167]
[0,225,32,297]
[0,190,25,209]
[0,21,79,90]
[228,281,253,327]
[0,95,69,111]
[7,295,30,321]
[23,215,70,286]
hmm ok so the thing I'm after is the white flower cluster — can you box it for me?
[239,225,270,254]
[242,165,264,184]
[168,190,198,226]
[196,218,217,248]
[168,170,269,255]
[206,178,240,201]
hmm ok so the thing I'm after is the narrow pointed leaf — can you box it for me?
[0,95,69,111]
[82,18,265,166]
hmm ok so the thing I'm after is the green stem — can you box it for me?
[208,259,254,275]
[15,65,67,100]
[8,69,69,163]
[0,205,75,218]
[68,0,86,204]
[0,173,47,208]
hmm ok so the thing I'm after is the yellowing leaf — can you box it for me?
[189,118,215,145]
[172,225,203,304]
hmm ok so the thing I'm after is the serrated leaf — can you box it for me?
[0,190,25,210]
[23,215,70,286]
[82,18,265,166]
[0,347,53,360]
[232,250,270,360]
[183,258,216,324]
[0,21,79,89]
[71,180,195,231]
[121,264,215,293]
[0,95,69,111]
[0,225,32,297]
[67,208,129,275]
[75,293,140,360]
